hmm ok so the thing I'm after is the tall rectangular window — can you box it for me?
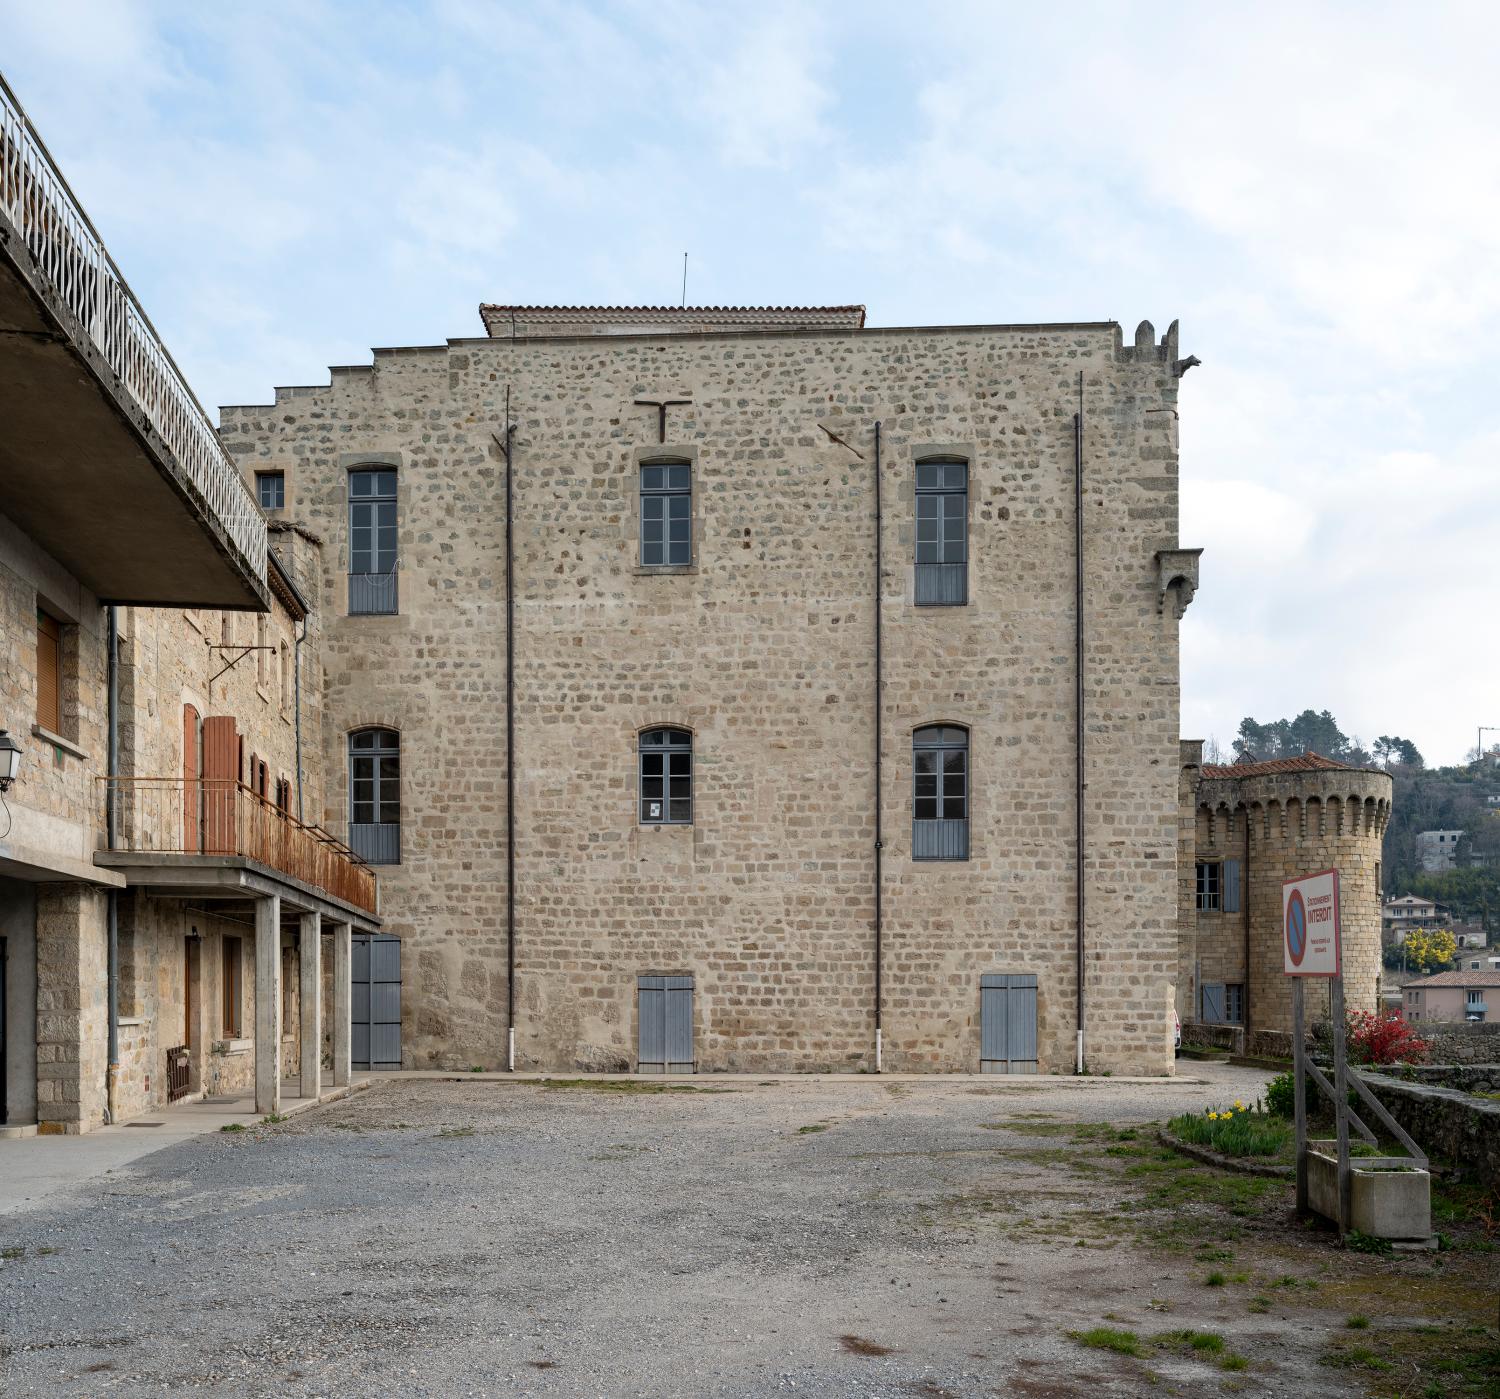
[35,608,62,733]
[222,936,243,1037]
[349,728,401,863]
[1195,860,1221,912]
[913,725,969,860]
[914,458,968,606]
[349,468,398,614]
[640,461,692,566]
[639,728,692,824]
[256,471,285,510]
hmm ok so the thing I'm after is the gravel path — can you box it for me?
[3,1063,1406,1398]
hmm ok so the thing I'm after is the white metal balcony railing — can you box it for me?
[0,74,266,580]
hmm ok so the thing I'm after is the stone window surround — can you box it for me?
[900,442,976,610]
[629,445,700,576]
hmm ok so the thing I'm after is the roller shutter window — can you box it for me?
[36,609,62,732]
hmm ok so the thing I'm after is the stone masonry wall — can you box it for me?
[221,318,1190,1075]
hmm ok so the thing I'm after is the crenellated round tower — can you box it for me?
[1180,746,1392,1040]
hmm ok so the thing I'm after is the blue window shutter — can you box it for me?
[1222,859,1241,913]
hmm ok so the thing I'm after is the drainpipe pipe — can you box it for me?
[873,421,884,1073]
[1242,808,1252,1043]
[106,605,120,1123]
[1074,374,1087,1075]
[294,617,305,823]
[503,392,517,1072]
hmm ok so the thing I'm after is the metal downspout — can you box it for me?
[1243,808,1252,1041]
[106,605,120,1122]
[1074,375,1087,1075]
[294,617,305,823]
[873,421,884,1072]
[503,393,517,1072]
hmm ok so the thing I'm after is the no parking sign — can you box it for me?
[1283,869,1341,976]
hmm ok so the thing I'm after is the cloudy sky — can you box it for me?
[5,2,1494,764]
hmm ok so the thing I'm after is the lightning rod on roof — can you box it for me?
[682,252,688,308]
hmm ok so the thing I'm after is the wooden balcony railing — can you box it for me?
[102,777,377,915]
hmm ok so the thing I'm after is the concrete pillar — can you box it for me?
[254,895,281,1115]
[332,922,352,1088]
[298,911,322,1100]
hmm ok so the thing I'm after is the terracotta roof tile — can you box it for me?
[1401,969,1500,989]
[1200,752,1365,780]
[479,303,866,315]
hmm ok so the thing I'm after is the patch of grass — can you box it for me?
[1319,1344,1392,1372]
[1346,1314,1370,1329]
[797,1124,829,1134]
[838,1335,894,1357]
[436,1126,475,1138]
[470,1066,484,1074]
[1157,1329,1224,1355]
[1219,1353,1250,1372]
[1067,1327,1147,1358]
[1204,1271,1227,1287]
[1345,1230,1394,1257]
[1247,1296,1271,1314]
[261,1112,287,1125]
[1168,1107,1292,1159]
[0,1246,24,1260]
[219,1122,247,1133]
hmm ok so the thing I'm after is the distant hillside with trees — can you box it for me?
[1221,710,1500,936]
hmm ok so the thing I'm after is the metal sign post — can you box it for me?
[1284,869,1344,1233]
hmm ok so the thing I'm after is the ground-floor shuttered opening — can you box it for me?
[980,973,1037,1074]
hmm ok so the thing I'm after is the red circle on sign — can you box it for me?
[1287,888,1308,966]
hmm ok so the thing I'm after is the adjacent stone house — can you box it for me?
[0,79,375,1135]
[1178,747,1391,1042]
[221,304,1203,1077]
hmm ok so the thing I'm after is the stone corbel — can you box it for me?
[1155,548,1203,617]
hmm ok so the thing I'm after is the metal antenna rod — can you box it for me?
[681,252,687,307]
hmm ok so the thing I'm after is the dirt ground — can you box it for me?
[0,1064,1496,1397]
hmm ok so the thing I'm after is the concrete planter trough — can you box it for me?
[1305,1139,1431,1241]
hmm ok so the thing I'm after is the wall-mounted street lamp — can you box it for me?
[0,728,22,792]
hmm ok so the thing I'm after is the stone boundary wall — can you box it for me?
[1247,1028,1294,1059]
[1414,1021,1500,1064]
[1363,1072,1500,1188]
[1380,1064,1500,1094]
[1182,1021,1242,1054]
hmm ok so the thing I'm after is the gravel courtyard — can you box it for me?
[1,1066,1495,1397]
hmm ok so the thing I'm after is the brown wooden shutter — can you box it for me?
[36,610,61,732]
[182,705,201,853]
[201,716,240,855]
[222,936,242,1037]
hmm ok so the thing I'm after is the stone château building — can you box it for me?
[220,304,1203,1078]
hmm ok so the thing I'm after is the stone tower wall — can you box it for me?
[1188,766,1391,1036]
